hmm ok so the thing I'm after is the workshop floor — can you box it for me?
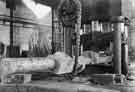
[0,80,119,92]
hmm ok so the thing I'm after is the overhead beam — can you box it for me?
[34,0,60,8]
[34,0,135,23]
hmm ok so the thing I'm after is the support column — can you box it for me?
[6,0,16,57]
[122,24,128,75]
[111,16,124,74]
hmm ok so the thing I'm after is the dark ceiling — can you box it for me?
[32,0,135,23]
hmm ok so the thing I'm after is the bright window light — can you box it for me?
[22,0,51,19]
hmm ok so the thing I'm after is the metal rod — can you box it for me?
[51,8,55,54]
[64,27,72,56]
[9,8,14,57]
[10,9,13,46]
[73,24,81,74]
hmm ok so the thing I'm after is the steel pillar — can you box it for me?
[121,24,128,75]
[111,16,124,74]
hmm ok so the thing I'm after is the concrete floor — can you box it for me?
[0,80,119,92]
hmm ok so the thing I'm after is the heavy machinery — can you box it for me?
[0,0,135,92]
[33,0,132,75]
[31,0,135,92]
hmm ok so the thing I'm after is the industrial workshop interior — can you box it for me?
[0,0,135,92]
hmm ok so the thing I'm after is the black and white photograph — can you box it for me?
[0,0,134,92]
